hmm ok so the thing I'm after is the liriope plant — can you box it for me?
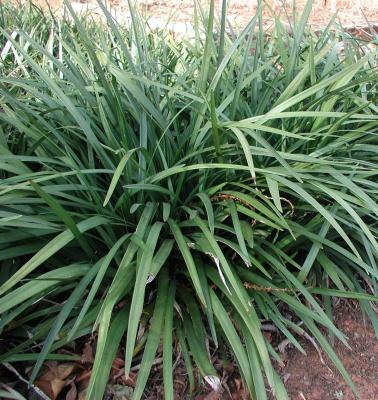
[0,0,377,399]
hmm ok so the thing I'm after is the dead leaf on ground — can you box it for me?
[109,358,136,386]
[35,362,78,400]
[78,388,87,400]
[231,378,249,400]
[81,342,94,364]
[107,384,134,400]
[66,382,77,400]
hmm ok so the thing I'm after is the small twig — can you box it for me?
[244,282,314,293]
[130,357,163,372]
[261,323,278,332]
[2,362,51,400]
[211,193,256,225]
[172,348,182,371]
[264,195,295,216]
[299,392,307,400]
[302,332,334,376]
[211,193,253,211]
[222,380,233,400]
[278,338,291,354]
[243,283,292,292]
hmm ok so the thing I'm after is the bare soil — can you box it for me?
[277,302,378,400]
[33,0,378,34]
[134,0,378,29]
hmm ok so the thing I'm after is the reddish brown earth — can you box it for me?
[134,0,378,29]
[278,302,378,400]
[33,0,378,33]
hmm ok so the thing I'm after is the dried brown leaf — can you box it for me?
[66,383,77,400]
[81,342,94,364]
[35,362,78,400]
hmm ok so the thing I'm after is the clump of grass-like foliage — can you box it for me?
[0,0,378,398]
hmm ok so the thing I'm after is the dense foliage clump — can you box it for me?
[0,1,377,398]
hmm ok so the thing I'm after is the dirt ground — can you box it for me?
[133,0,378,29]
[33,0,378,33]
[278,302,378,400]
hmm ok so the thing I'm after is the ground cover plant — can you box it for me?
[0,0,378,398]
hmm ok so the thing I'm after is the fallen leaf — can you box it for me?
[35,362,78,400]
[78,388,87,400]
[66,382,77,400]
[81,342,94,365]
[56,363,77,380]
[113,369,136,387]
[107,384,133,400]
[263,331,272,343]
[112,358,124,368]
[35,377,65,400]
[231,378,248,400]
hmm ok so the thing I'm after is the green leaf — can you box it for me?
[30,181,92,256]
[163,281,176,400]
[125,221,164,377]
[168,219,206,305]
[266,177,283,213]
[210,289,254,395]
[103,148,140,206]
[0,216,108,296]
[132,269,170,400]
[86,307,129,399]
[0,264,90,314]
[196,192,215,234]
[30,261,101,382]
